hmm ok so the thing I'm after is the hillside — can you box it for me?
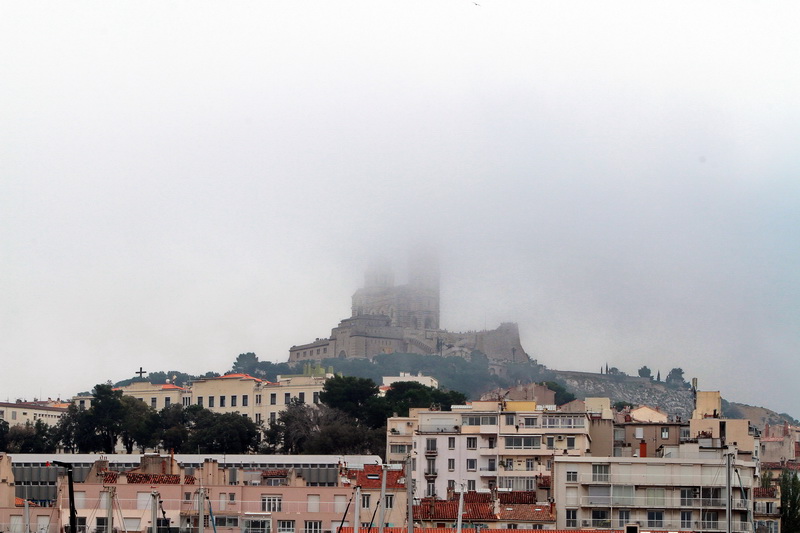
[549,368,796,430]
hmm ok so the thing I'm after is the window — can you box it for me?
[467,437,477,449]
[278,521,295,533]
[304,521,322,533]
[307,494,320,513]
[390,444,410,454]
[361,494,371,508]
[96,517,108,533]
[661,427,669,439]
[208,396,215,408]
[505,436,541,449]
[612,485,634,506]
[426,438,437,452]
[447,479,456,490]
[462,415,497,425]
[284,393,291,404]
[385,495,394,509]
[270,393,276,405]
[591,510,609,528]
[681,511,692,528]
[505,459,514,470]
[647,510,663,528]
[256,413,262,424]
[216,517,239,528]
[565,510,577,528]
[242,395,248,406]
[299,392,305,403]
[262,496,282,512]
[488,437,496,448]
[231,395,237,407]
[426,458,436,474]
[245,520,270,533]
[592,464,609,482]
[523,417,537,427]
[566,471,577,482]
[526,458,535,471]
[197,397,203,407]
[269,412,276,423]
[617,510,630,527]
[467,459,477,471]
[313,392,319,404]
[467,480,476,491]
[566,436,575,449]
[702,511,719,529]
[448,437,455,449]
[256,394,262,405]
[646,488,665,506]
[165,397,171,408]
[426,482,436,497]
[151,398,157,409]
[220,396,226,407]
[680,488,696,505]
[505,414,515,425]
[546,436,555,449]
[448,459,455,471]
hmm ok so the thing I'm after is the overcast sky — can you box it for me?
[2,1,798,415]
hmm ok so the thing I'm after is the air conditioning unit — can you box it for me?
[557,436,564,441]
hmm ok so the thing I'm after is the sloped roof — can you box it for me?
[497,503,554,522]
[347,464,406,489]
[414,500,495,521]
[754,487,777,498]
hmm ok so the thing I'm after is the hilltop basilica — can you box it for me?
[288,253,530,374]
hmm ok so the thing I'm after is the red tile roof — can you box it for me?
[414,500,495,521]
[347,464,406,489]
[262,469,289,478]
[124,473,183,484]
[497,503,554,522]
[219,373,263,382]
[498,492,538,504]
[754,487,777,498]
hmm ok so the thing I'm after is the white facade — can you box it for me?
[388,401,595,500]
[552,443,756,532]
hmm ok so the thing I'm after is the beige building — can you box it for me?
[116,381,187,411]
[552,442,757,531]
[0,400,67,427]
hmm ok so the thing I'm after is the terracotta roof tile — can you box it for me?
[754,487,777,498]
[498,492,538,504]
[497,503,554,522]
[348,464,406,489]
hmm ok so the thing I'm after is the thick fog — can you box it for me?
[1,1,798,414]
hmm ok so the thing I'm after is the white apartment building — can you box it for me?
[387,400,601,500]
[552,442,756,532]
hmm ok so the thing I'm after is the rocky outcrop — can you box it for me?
[548,369,795,429]
[550,370,695,420]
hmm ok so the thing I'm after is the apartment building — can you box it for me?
[2,453,389,533]
[552,442,756,532]
[75,368,333,427]
[0,400,68,427]
[387,400,603,501]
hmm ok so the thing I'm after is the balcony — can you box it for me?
[479,467,497,477]
[424,448,438,456]
[424,470,438,480]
